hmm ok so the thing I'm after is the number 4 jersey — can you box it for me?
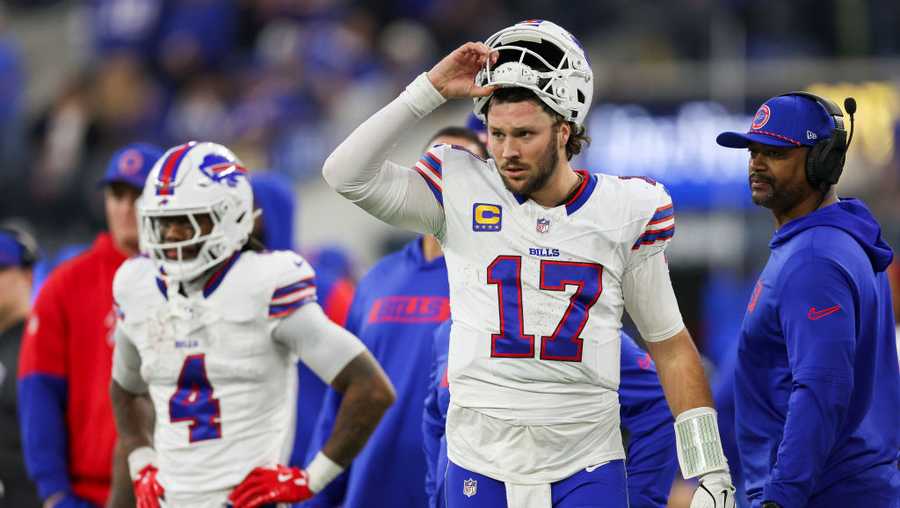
[420,144,684,483]
[110,250,364,505]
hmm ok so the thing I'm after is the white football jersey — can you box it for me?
[417,144,678,482]
[112,250,318,505]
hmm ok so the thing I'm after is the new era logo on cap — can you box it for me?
[807,130,817,140]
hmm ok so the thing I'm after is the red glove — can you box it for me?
[228,465,313,508]
[132,464,165,508]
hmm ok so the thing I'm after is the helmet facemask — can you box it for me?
[474,21,593,126]
[138,141,254,283]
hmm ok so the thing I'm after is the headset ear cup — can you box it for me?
[805,141,824,189]
[824,130,848,186]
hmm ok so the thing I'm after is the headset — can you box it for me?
[0,225,38,268]
[779,91,856,192]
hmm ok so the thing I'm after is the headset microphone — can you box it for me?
[844,97,856,150]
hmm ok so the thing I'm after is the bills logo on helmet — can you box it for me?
[198,154,248,187]
[751,104,771,130]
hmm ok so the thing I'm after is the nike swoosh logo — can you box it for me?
[294,260,305,267]
[278,473,293,482]
[808,305,841,320]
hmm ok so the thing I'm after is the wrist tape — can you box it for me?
[306,451,344,493]
[127,446,157,480]
[674,406,729,478]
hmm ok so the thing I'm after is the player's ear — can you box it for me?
[558,121,571,149]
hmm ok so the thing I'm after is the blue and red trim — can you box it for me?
[156,142,195,196]
[202,252,241,298]
[413,167,443,207]
[272,277,315,299]
[648,204,674,225]
[632,225,675,250]
[564,170,597,215]
[420,152,442,178]
[414,151,444,207]
[269,297,316,318]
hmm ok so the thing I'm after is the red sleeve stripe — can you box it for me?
[632,225,675,250]
[648,204,674,225]
[271,286,317,306]
[272,277,315,299]
[413,166,444,207]
[269,296,316,318]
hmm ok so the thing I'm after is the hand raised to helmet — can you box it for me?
[426,42,498,99]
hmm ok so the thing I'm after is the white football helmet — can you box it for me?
[473,19,593,125]
[138,141,254,283]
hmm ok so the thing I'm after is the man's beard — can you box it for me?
[499,130,560,197]
[749,171,807,210]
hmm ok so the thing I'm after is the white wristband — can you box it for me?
[305,451,344,493]
[127,446,157,480]
[674,407,729,479]
[402,73,447,118]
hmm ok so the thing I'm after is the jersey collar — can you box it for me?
[202,251,242,298]
[510,170,597,216]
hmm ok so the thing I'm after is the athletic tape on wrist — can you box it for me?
[402,73,447,118]
[306,452,344,493]
[674,407,728,478]
[127,446,157,480]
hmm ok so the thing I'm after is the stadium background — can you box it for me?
[1,1,898,502]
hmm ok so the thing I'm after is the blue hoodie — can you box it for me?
[304,238,450,508]
[734,198,900,508]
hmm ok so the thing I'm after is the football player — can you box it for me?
[323,20,734,508]
[107,142,395,508]
[424,320,678,508]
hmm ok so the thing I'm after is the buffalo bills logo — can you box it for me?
[118,149,144,175]
[751,104,771,130]
[198,154,247,187]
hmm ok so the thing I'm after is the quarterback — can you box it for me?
[107,142,395,508]
[324,20,734,508]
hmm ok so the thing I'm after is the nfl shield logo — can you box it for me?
[536,217,551,234]
[463,478,478,497]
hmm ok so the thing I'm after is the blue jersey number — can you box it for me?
[487,257,603,362]
[169,354,222,442]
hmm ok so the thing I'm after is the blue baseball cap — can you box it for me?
[716,94,835,149]
[98,142,165,189]
[0,231,26,268]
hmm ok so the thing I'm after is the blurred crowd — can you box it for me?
[2,0,900,254]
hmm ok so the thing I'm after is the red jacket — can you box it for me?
[19,233,128,505]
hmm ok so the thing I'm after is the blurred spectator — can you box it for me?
[31,244,88,302]
[0,17,26,200]
[0,225,41,508]
[248,170,357,473]
[27,55,164,239]
[17,143,162,508]
[250,169,296,250]
[88,0,162,60]
[304,126,485,508]
[156,0,240,81]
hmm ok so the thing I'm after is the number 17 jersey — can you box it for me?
[420,144,681,483]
